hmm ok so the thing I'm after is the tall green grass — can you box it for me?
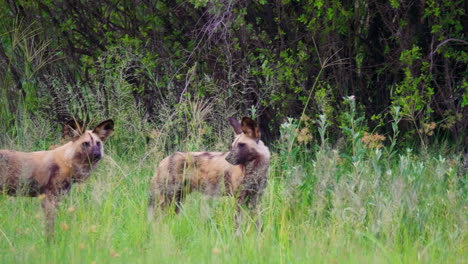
[0,112,466,263]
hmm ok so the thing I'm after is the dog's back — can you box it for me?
[151,151,244,197]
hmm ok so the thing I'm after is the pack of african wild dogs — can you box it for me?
[0,116,270,240]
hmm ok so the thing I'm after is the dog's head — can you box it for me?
[64,119,114,164]
[225,117,262,165]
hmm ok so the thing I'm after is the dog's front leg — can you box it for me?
[41,192,59,242]
[234,190,249,236]
[245,192,263,232]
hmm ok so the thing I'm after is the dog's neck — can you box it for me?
[240,155,270,191]
[71,163,94,182]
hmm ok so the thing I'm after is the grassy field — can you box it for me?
[0,132,466,264]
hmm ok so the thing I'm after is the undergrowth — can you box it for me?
[0,98,466,263]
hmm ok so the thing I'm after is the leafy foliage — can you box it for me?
[0,0,466,146]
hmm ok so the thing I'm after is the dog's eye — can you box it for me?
[238,143,246,148]
[96,141,101,147]
[82,142,90,147]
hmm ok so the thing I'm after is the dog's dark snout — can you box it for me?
[91,150,102,161]
[225,151,238,165]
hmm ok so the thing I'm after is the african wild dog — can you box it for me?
[0,119,114,239]
[148,117,270,230]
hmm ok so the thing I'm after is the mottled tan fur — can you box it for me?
[0,119,114,240]
[148,117,270,230]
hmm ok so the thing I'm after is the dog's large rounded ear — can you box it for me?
[229,117,242,135]
[63,119,85,141]
[241,117,260,139]
[93,119,114,141]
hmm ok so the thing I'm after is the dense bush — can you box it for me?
[0,0,466,148]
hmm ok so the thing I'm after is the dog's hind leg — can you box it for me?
[41,192,58,242]
[147,190,156,221]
